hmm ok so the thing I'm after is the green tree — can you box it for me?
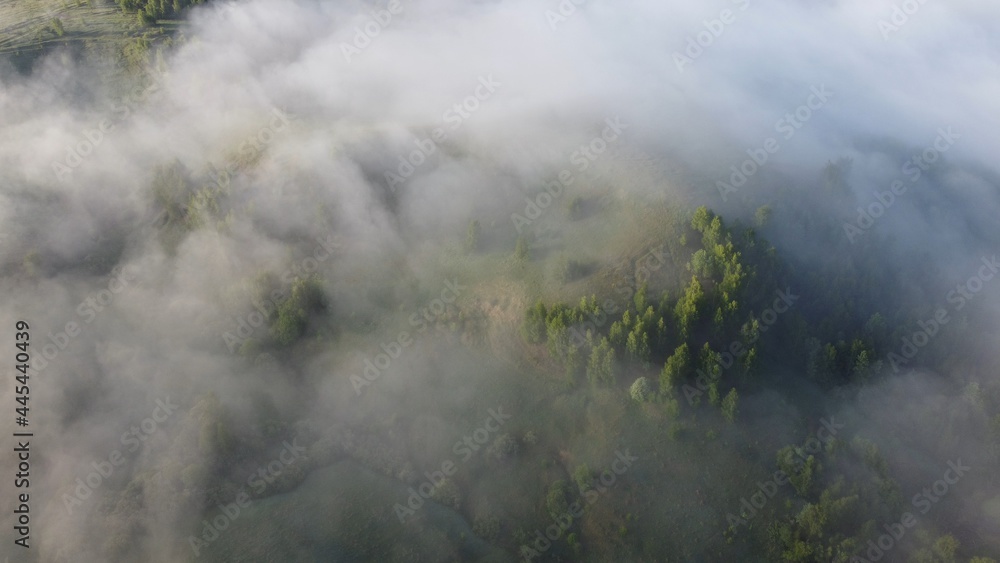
[270,277,326,346]
[777,446,820,498]
[721,388,739,422]
[633,283,648,312]
[698,343,722,384]
[630,377,652,402]
[522,301,547,343]
[625,322,650,363]
[50,18,65,36]
[587,337,615,385]
[572,464,591,490]
[608,320,625,348]
[708,381,720,406]
[691,206,713,233]
[546,316,568,360]
[741,346,758,379]
[675,276,704,340]
[754,205,772,227]
[564,345,582,384]
[660,343,690,392]
[546,481,571,517]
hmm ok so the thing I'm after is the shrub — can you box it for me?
[630,377,652,402]
[487,433,519,460]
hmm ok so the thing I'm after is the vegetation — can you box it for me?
[9,16,992,555]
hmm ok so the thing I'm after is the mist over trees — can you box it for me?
[0,0,999,562]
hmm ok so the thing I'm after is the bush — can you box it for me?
[722,388,739,422]
[473,513,500,541]
[546,481,571,517]
[269,276,327,346]
[572,464,591,491]
[558,257,591,283]
[487,433,519,460]
[630,377,652,402]
[50,18,65,37]
[431,478,461,509]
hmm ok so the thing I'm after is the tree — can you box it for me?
[690,249,719,279]
[754,205,772,227]
[270,277,326,346]
[50,18,65,37]
[777,446,819,498]
[564,345,582,384]
[698,343,722,386]
[691,206,713,233]
[708,381,720,405]
[741,346,758,379]
[625,322,650,363]
[721,388,739,422]
[656,316,668,348]
[633,283,648,312]
[675,276,704,340]
[609,320,625,348]
[702,216,723,248]
[587,337,615,385]
[660,343,690,392]
[522,301,547,343]
[546,481,571,517]
[712,307,725,338]
[630,377,652,402]
[487,434,519,460]
[546,316,568,360]
[572,464,591,490]
[559,258,589,282]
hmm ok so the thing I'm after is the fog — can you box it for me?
[1,0,999,561]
